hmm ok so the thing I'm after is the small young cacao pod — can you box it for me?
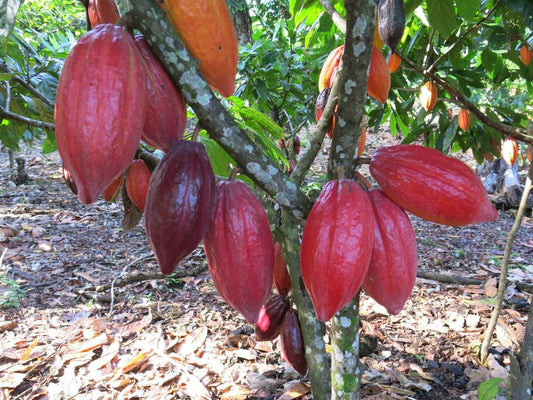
[300,180,375,322]
[273,242,292,296]
[369,144,498,226]
[377,0,405,50]
[388,52,402,73]
[520,45,532,67]
[134,36,187,153]
[159,0,238,97]
[367,46,390,104]
[102,173,124,202]
[420,81,437,112]
[254,294,290,342]
[318,45,344,92]
[125,159,151,211]
[501,137,519,166]
[203,180,275,323]
[145,140,216,275]
[457,108,470,131]
[363,189,418,315]
[280,309,307,376]
[87,0,120,27]
[55,24,148,204]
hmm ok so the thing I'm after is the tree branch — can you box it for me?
[0,106,55,131]
[319,0,346,34]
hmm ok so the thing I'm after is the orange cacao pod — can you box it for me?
[103,173,124,201]
[370,144,498,226]
[357,123,366,157]
[388,52,402,73]
[527,145,532,163]
[501,137,519,166]
[145,141,216,275]
[254,294,290,342]
[55,24,148,204]
[125,159,151,211]
[273,242,292,296]
[159,0,238,97]
[134,36,187,153]
[203,180,275,323]
[87,0,120,27]
[280,309,307,376]
[363,189,417,315]
[367,46,390,104]
[318,45,344,92]
[300,180,375,322]
[458,108,470,131]
[420,81,437,111]
[520,45,532,66]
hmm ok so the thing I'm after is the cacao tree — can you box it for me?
[1,0,533,399]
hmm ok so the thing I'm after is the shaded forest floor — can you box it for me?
[0,133,532,400]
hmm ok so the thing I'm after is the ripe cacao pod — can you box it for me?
[357,123,366,158]
[315,87,335,139]
[420,81,437,112]
[159,0,238,97]
[273,242,292,296]
[254,294,290,342]
[388,52,402,73]
[103,173,124,201]
[369,144,498,226]
[125,159,151,211]
[363,189,418,315]
[300,180,375,322]
[62,166,78,195]
[280,309,307,376]
[501,137,519,166]
[318,45,344,92]
[55,24,148,205]
[203,180,275,323]
[367,46,390,104]
[377,0,405,50]
[87,0,120,27]
[134,36,187,153]
[520,45,532,67]
[145,140,216,275]
[457,108,470,131]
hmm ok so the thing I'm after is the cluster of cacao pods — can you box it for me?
[300,144,497,322]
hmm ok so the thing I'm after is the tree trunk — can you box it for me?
[509,299,533,398]
[232,4,253,46]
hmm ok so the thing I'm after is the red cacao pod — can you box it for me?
[501,137,519,166]
[520,45,532,67]
[280,309,307,376]
[363,189,418,315]
[420,81,437,112]
[145,140,216,275]
[159,0,238,97]
[254,294,290,342]
[388,52,402,73]
[134,36,187,153]
[87,0,120,27]
[369,144,498,226]
[318,45,344,92]
[102,173,124,201]
[125,159,151,211]
[55,24,148,204]
[300,180,375,322]
[458,108,470,131]
[367,46,390,104]
[273,242,292,296]
[203,180,275,323]
[293,135,301,155]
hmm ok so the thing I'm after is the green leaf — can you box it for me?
[0,0,23,49]
[404,0,423,17]
[426,0,459,39]
[477,378,503,400]
[42,129,56,154]
[456,0,478,22]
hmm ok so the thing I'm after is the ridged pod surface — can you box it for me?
[159,0,238,97]
[388,52,402,73]
[125,159,151,211]
[254,294,290,341]
[280,310,307,376]
[363,190,418,315]
[420,81,437,111]
[458,108,470,131]
[55,24,148,204]
[367,46,390,104]
[501,137,519,166]
[203,181,275,323]
[273,242,292,296]
[87,0,120,27]
[370,144,498,226]
[377,0,405,50]
[134,36,187,152]
[318,45,344,92]
[145,141,216,275]
[300,180,375,322]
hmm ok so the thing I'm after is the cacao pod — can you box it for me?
[300,180,375,322]
[501,137,519,166]
[55,24,148,204]
[87,0,120,27]
[373,14,384,49]
[159,0,238,97]
[377,0,405,50]
[369,144,498,226]
[318,45,344,92]
[125,159,151,211]
[293,135,301,155]
[363,189,418,315]
[273,242,292,296]
[420,81,437,112]
[367,46,390,104]
[62,166,78,195]
[145,140,216,275]
[388,52,402,73]
[520,45,532,66]
[280,309,307,376]
[103,173,124,201]
[315,87,335,139]
[527,145,532,163]
[254,294,290,341]
[203,180,275,323]
[134,36,187,153]
[457,108,470,131]
[357,123,366,158]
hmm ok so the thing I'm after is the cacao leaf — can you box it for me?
[0,0,23,49]
[426,0,459,39]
